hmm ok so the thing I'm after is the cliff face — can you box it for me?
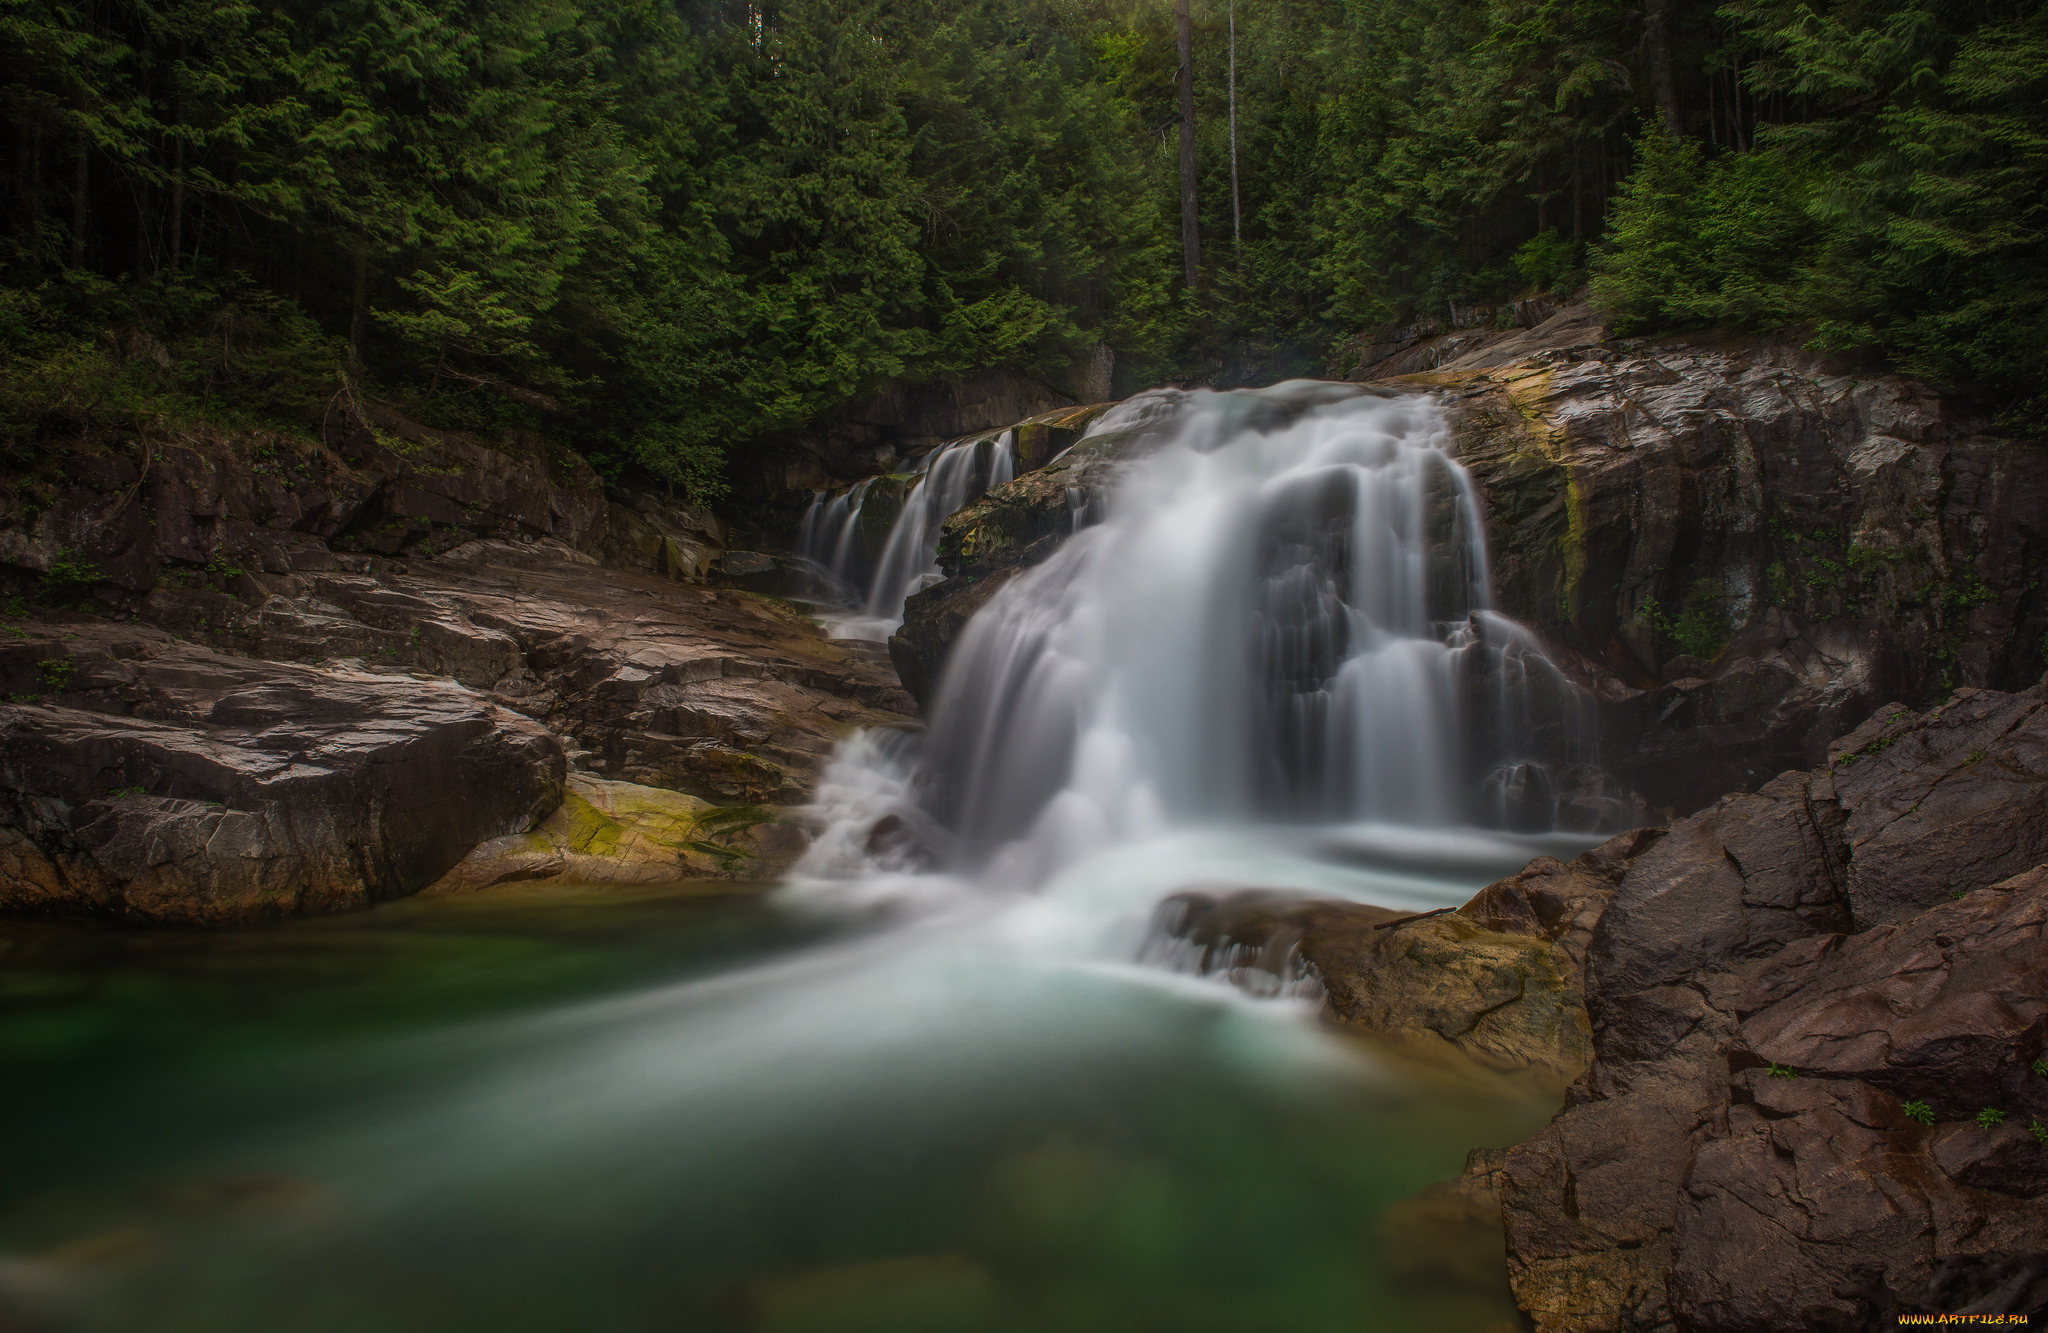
[1430,314,2048,814]
[1500,684,2048,1332]
[895,310,2048,816]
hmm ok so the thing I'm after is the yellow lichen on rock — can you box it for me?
[426,774,804,892]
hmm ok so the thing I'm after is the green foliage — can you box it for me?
[1640,578,1732,660]
[1514,231,1585,296]
[2033,1120,2048,1147]
[2033,1057,2048,1077]
[1593,132,1816,331]
[3,0,2043,473]
[1900,1099,1934,1125]
[37,548,100,606]
[1766,1062,1798,1079]
[1593,0,2048,431]
[1976,1106,2007,1129]
[35,657,74,693]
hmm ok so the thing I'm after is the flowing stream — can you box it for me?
[796,431,1016,642]
[0,383,1608,1332]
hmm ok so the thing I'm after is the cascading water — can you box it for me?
[803,381,1608,897]
[796,431,1015,641]
[1,381,1600,1333]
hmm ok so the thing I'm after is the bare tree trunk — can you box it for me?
[1176,0,1200,290]
[1228,0,1242,262]
[69,106,89,268]
[1572,146,1583,239]
[12,125,32,238]
[167,134,183,272]
[167,50,185,273]
[350,251,368,367]
[1643,0,1682,136]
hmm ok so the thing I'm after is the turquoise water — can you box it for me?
[0,880,1553,1333]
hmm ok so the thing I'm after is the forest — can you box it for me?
[3,0,2044,500]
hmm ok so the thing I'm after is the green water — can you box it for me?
[0,882,1553,1333]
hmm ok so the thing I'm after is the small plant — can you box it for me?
[203,549,245,583]
[2031,1057,2047,1077]
[1,596,26,619]
[105,785,146,798]
[2032,1120,2048,1147]
[1767,1063,1799,1080]
[36,657,75,693]
[38,548,101,606]
[1901,1100,1935,1125]
[1976,1107,2007,1129]
[1965,749,1987,765]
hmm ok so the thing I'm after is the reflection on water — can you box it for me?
[1,875,1554,1332]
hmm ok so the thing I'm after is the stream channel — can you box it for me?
[2,383,1607,1331]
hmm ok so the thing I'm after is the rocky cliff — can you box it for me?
[896,308,2048,817]
[1501,682,2048,1331]
[0,401,914,920]
[1429,311,2047,813]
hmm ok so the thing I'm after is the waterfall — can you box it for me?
[801,382,1609,893]
[795,431,1016,642]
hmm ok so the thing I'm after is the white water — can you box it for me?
[796,431,1016,641]
[801,381,1606,915]
[0,382,1608,1332]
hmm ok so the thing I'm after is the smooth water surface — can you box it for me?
[0,876,1555,1333]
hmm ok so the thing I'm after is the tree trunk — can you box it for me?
[1228,0,1242,262]
[168,51,185,273]
[167,134,184,272]
[12,125,32,238]
[350,251,369,366]
[1643,0,1682,137]
[1176,0,1200,290]
[69,110,89,268]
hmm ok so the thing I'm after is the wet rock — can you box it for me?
[428,774,804,889]
[106,538,913,807]
[1151,828,1659,1076]
[599,492,726,584]
[1496,684,2048,1332]
[1429,308,2048,815]
[2,404,610,612]
[0,622,563,923]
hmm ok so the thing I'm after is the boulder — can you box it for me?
[0,622,563,924]
[1497,682,2048,1332]
[1145,827,1663,1079]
